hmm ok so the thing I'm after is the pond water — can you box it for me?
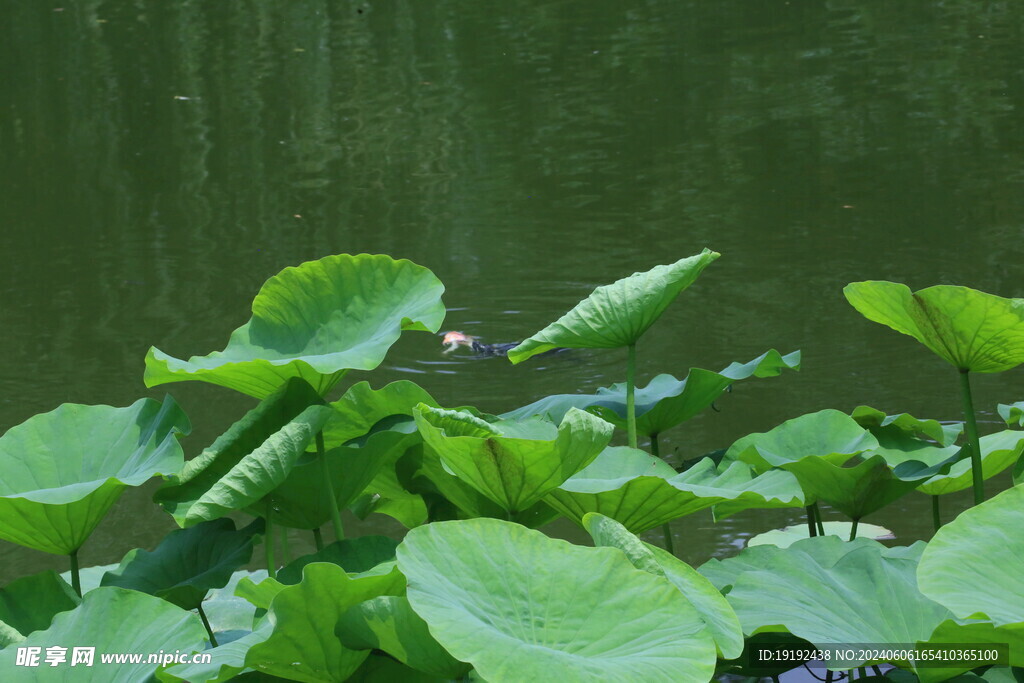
[2,1,1022,589]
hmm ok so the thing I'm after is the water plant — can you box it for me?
[844,281,1024,503]
[3,252,1023,682]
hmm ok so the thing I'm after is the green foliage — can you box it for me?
[145,254,446,398]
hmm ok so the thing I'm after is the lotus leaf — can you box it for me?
[337,595,472,678]
[100,518,262,610]
[0,396,189,555]
[0,571,80,639]
[918,484,1024,626]
[917,430,1024,496]
[277,536,399,584]
[201,569,268,638]
[413,404,613,514]
[0,586,208,682]
[852,405,962,445]
[259,429,416,529]
[145,254,446,398]
[703,537,960,678]
[726,409,878,472]
[998,401,1024,428]
[844,282,1024,373]
[747,522,893,548]
[158,620,274,683]
[322,380,440,448]
[155,377,325,523]
[545,448,803,533]
[507,250,719,362]
[583,513,744,659]
[347,655,449,682]
[397,518,718,681]
[244,562,406,681]
[504,350,799,439]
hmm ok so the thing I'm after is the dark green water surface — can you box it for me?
[2,1,1023,581]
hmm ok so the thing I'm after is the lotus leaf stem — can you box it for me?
[626,343,638,449]
[650,432,660,458]
[197,603,218,647]
[931,495,941,531]
[313,527,324,551]
[69,550,81,597]
[317,430,345,540]
[265,500,276,580]
[280,526,291,565]
[849,518,859,542]
[813,503,825,536]
[959,370,984,505]
[806,505,817,537]
[661,522,675,556]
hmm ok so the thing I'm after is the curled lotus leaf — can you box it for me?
[504,349,800,437]
[145,254,446,398]
[508,249,719,362]
[844,281,1024,373]
[917,430,1024,496]
[413,404,613,514]
[0,397,189,555]
[545,448,803,533]
[397,518,718,681]
[852,405,962,446]
[726,409,878,472]
[998,401,1024,428]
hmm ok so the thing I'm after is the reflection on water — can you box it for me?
[1,1,1022,580]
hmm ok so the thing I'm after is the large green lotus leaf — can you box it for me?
[503,350,799,437]
[397,518,718,681]
[0,586,208,682]
[747,522,893,548]
[277,537,399,585]
[244,562,406,682]
[0,397,190,555]
[201,569,268,638]
[545,449,802,533]
[337,595,471,678]
[778,453,937,520]
[918,430,1024,496]
[145,254,447,398]
[256,430,416,529]
[726,409,878,473]
[715,538,953,674]
[99,518,262,610]
[322,380,439,448]
[155,378,324,522]
[927,618,1024,670]
[351,456,429,529]
[0,571,80,639]
[844,282,1024,373]
[413,404,613,513]
[507,250,720,362]
[919,484,1024,626]
[157,620,274,683]
[583,513,743,659]
[998,401,1024,428]
[852,405,963,446]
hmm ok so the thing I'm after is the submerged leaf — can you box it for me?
[508,250,719,362]
[397,519,718,681]
[146,254,446,398]
[0,397,189,555]
[844,281,1024,373]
